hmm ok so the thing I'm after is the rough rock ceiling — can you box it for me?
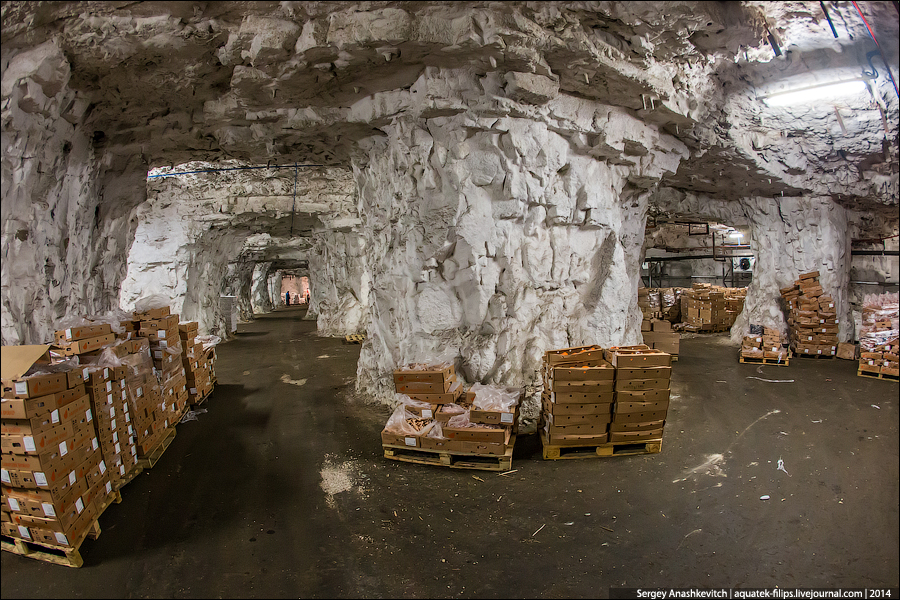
[2,1,897,214]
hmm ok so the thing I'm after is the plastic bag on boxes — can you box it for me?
[397,348,457,371]
[469,383,519,411]
[194,335,221,352]
[439,403,466,416]
[134,294,174,313]
[447,411,473,428]
[396,393,433,411]
[425,421,446,439]
[384,405,422,435]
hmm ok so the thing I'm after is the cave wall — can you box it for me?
[251,262,275,314]
[307,231,368,336]
[1,40,146,345]
[351,71,687,420]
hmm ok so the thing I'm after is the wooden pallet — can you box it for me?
[739,353,790,366]
[383,436,515,472]
[344,334,366,344]
[0,488,119,568]
[857,369,900,382]
[136,427,176,469]
[189,386,213,407]
[683,324,730,333]
[793,351,834,359]
[541,431,662,460]
[112,465,144,496]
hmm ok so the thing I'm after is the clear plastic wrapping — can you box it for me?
[397,348,457,371]
[469,383,520,411]
[384,405,424,435]
[134,294,174,313]
[194,335,221,352]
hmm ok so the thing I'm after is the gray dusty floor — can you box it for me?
[2,306,898,597]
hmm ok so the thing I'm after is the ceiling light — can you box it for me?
[762,79,868,106]
[728,231,744,239]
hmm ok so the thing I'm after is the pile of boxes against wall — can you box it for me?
[779,271,838,358]
[381,362,520,458]
[857,292,899,380]
[740,327,789,363]
[1,346,116,549]
[540,345,671,450]
[178,321,216,404]
[641,319,680,360]
[680,284,746,332]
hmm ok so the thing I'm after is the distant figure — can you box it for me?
[285,291,291,306]
[305,290,310,304]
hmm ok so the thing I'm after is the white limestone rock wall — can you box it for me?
[251,262,275,314]
[352,82,687,418]
[1,40,144,345]
[651,188,852,341]
[307,231,368,336]
[223,261,256,321]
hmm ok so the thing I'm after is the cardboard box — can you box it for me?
[381,424,434,448]
[544,412,611,427]
[547,391,614,404]
[4,476,88,513]
[640,320,652,332]
[2,350,70,401]
[651,320,672,332]
[404,404,438,419]
[2,421,74,456]
[543,419,610,436]
[548,362,615,382]
[615,398,670,413]
[542,423,609,446]
[604,347,671,368]
[544,345,606,365]
[418,436,455,452]
[609,419,665,432]
[616,389,670,403]
[547,380,615,394]
[1,439,91,475]
[612,409,668,424]
[442,425,510,444]
[53,333,116,356]
[615,378,669,392]
[609,428,663,442]
[403,381,463,404]
[134,306,171,320]
[54,324,112,344]
[542,398,612,416]
[393,365,455,386]
[1,395,89,436]
[616,366,671,381]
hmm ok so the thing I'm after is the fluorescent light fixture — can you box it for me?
[762,79,868,106]
[728,231,744,239]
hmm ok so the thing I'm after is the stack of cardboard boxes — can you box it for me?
[382,363,519,458]
[540,346,615,447]
[857,293,899,379]
[638,288,662,321]
[1,347,114,549]
[780,271,838,358]
[740,327,789,362]
[179,323,215,404]
[641,319,680,358]
[605,346,671,443]
[680,284,739,331]
[135,308,189,428]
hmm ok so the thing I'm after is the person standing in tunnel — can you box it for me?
[285,290,291,306]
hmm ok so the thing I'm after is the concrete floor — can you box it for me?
[2,306,898,597]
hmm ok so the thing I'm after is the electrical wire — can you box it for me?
[851,0,900,98]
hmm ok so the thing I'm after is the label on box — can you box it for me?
[131,446,137,457]
[0,469,9,484]
[75,498,85,513]
[92,437,98,451]
[65,328,73,340]
[54,532,68,545]
[164,420,169,428]
[106,393,113,404]
[51,409,60,424]
[501,412,514,424]
[106,482,112,495]
[35,472,48,487]
[8,498,20,511]
[404,437,416,446]
[137,386,143,397]
[86,409,92,422]
[110,419,116,431]
[103,368,109,379]
[18,526,31,540]
[160,340,168,348]
[68,470,76,485]
[125,413,131,423]
[113,431,119,443]
[83,367,90,380]
[59,440,68,456]
[120,464,126,476]
[153,350,163,359]
[114,442,121,454]
[161,402,167,413]
[99,460,106,474]
[106,381,112,392]
[422,409,433,419]
[121,389,127,401]
[15,381,28,395]
[24,436,36,452]
[109,406,115,418]
[190,388,197,394]
[42,502,56,517]
[818,350,822,354]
